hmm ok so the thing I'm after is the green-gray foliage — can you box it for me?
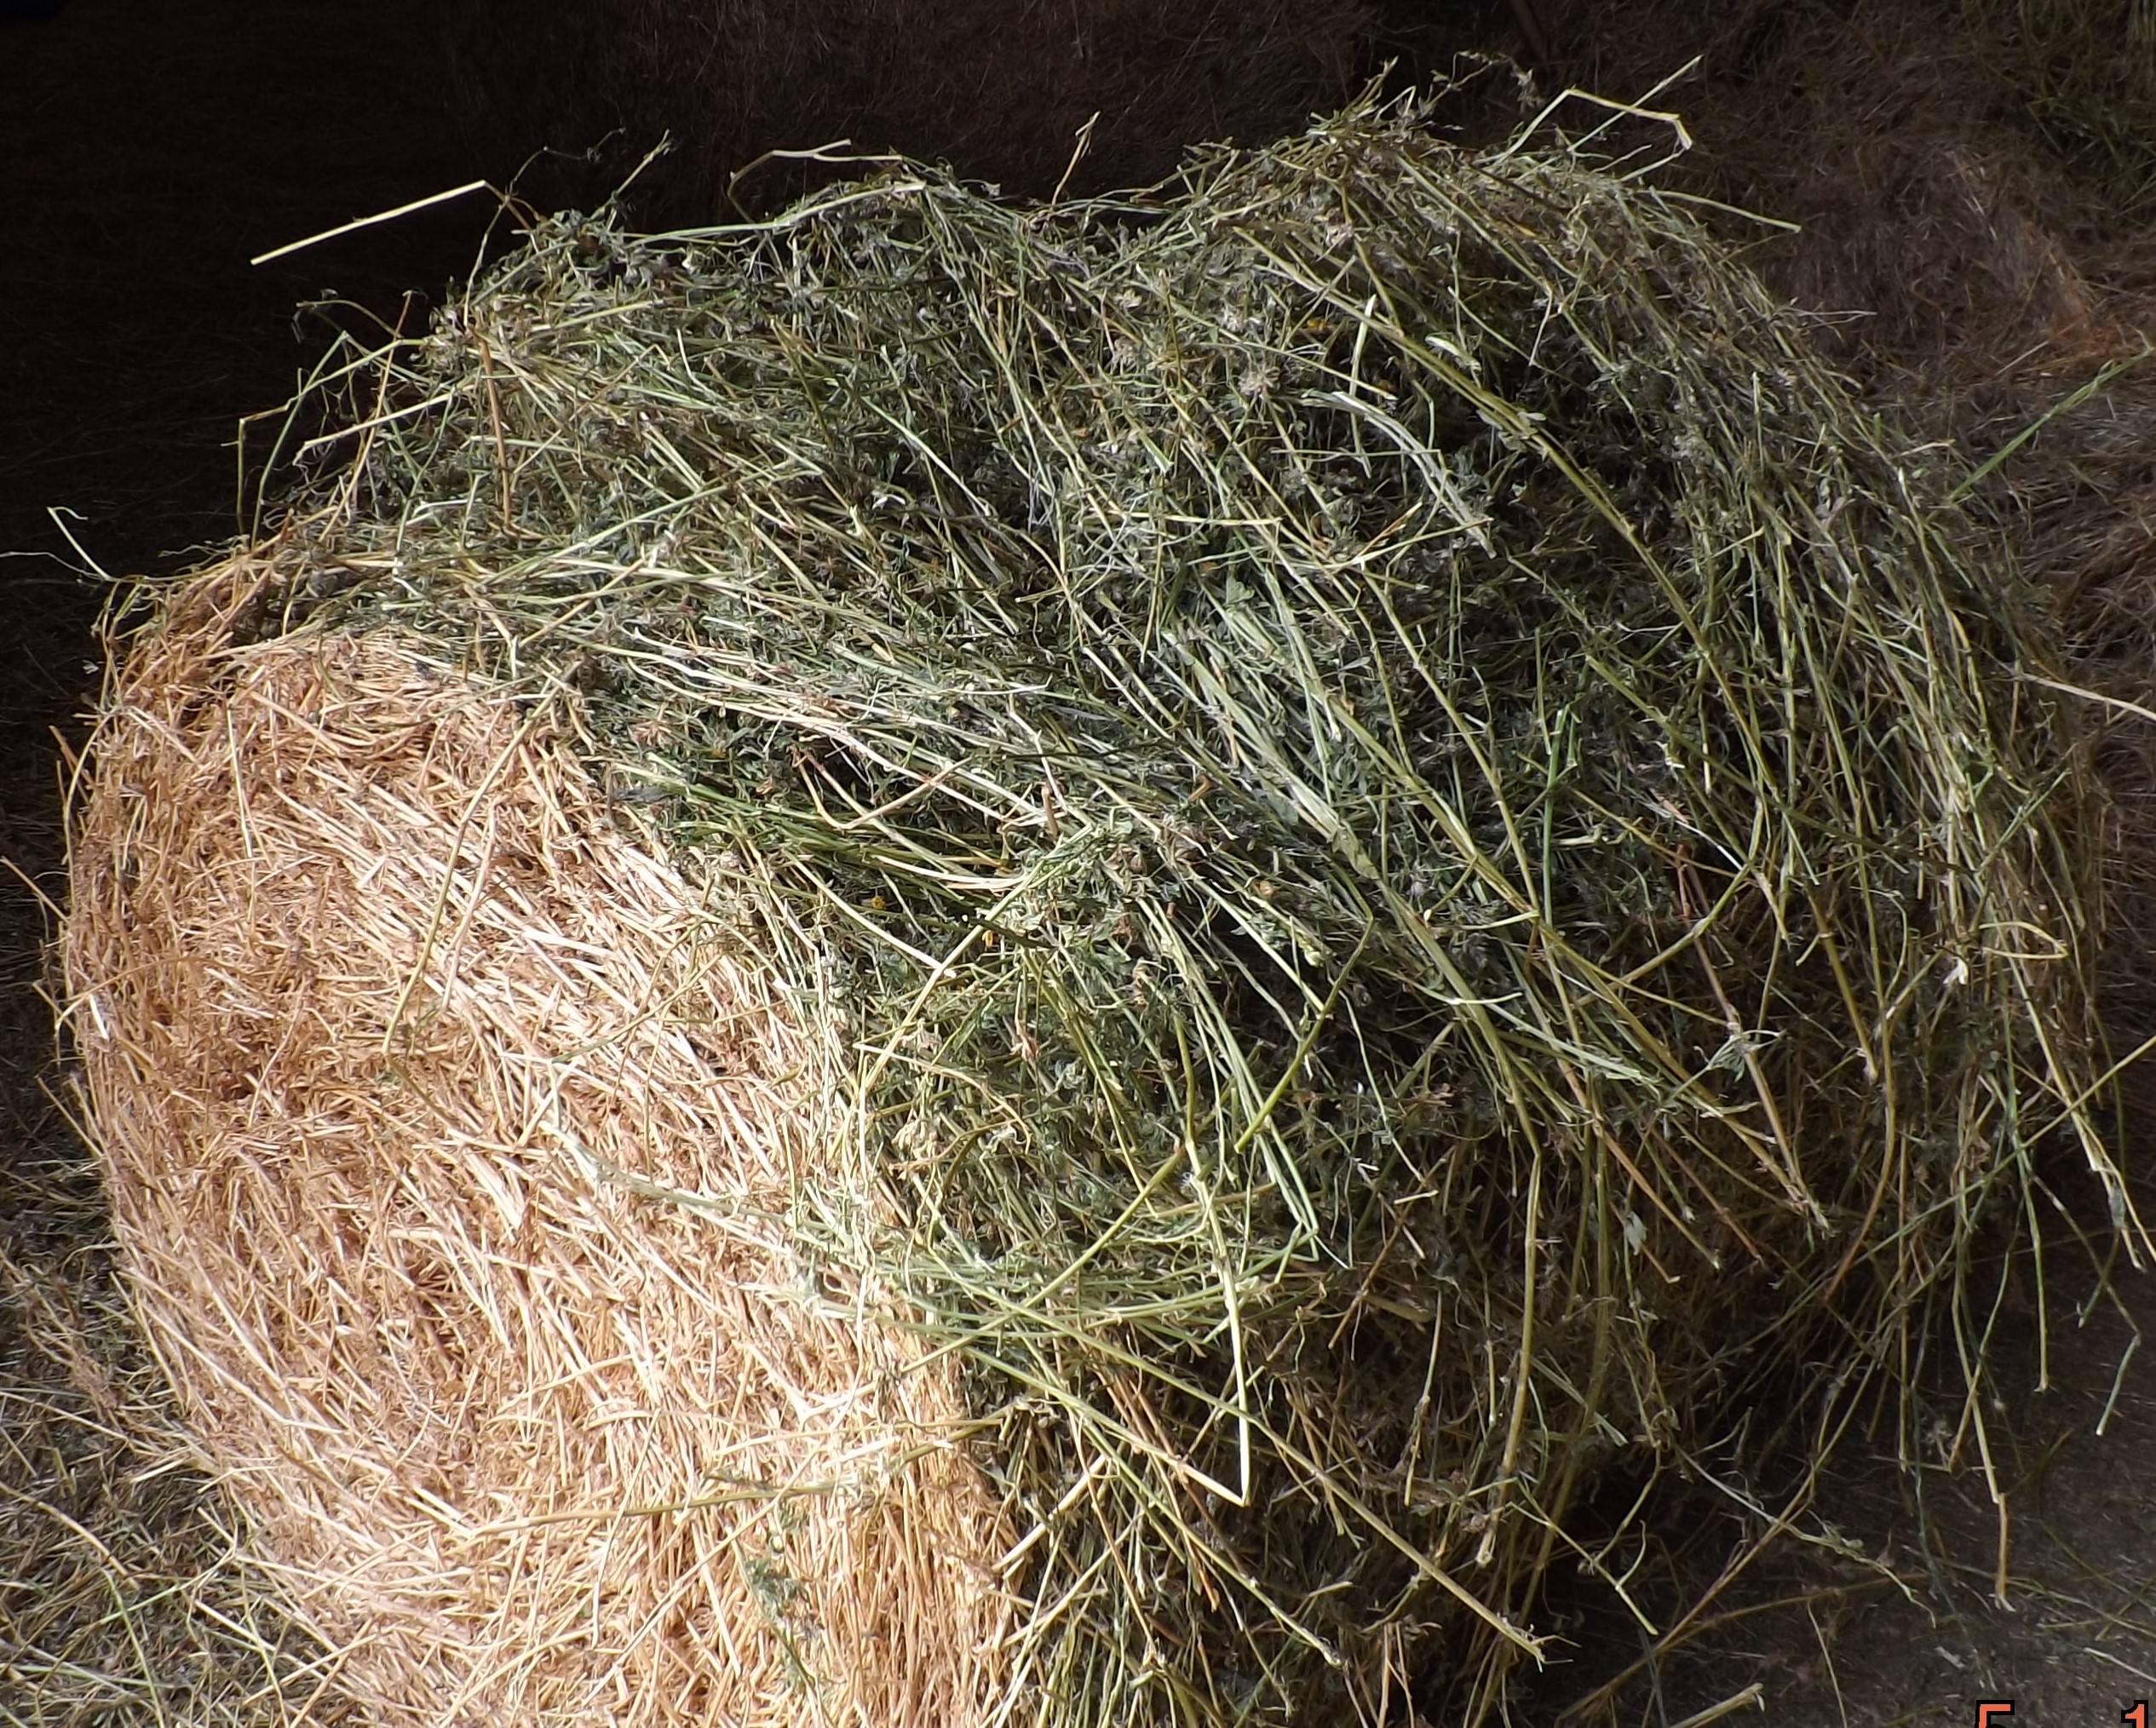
[244,96,2124,1723]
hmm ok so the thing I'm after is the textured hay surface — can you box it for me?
[64,560,1009,1727]
[1545,0,2156,1021]
[59,100,2132,1725]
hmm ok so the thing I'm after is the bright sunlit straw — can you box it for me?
[250,180,493,266]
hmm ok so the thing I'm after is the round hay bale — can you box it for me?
[64,97,2131,1724]
[66,571,1009,1725]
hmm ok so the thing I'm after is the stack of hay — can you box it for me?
[64,99,2127,1726]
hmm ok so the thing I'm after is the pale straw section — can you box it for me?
[63,557,1009,1728]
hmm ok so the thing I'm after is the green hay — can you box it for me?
[213,95,2129,1720]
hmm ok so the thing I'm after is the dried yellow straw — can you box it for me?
[65,557,1009,1728]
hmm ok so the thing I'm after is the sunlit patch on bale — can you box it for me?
[64,96,2136,1725]
[64,573,1010,1727]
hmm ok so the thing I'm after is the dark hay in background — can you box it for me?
[72,97,2138,1723]
[1541,0,2155,382]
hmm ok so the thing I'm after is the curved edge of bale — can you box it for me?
[61,553,1013,1728]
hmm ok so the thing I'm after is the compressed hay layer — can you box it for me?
[64,567,1009,1727]
[68,100,2130,1725]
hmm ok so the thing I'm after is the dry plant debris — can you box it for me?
[66,97,2140,1724]
[66,579,1007,1726]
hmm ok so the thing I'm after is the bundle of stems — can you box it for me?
[235,95,2126,1720]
